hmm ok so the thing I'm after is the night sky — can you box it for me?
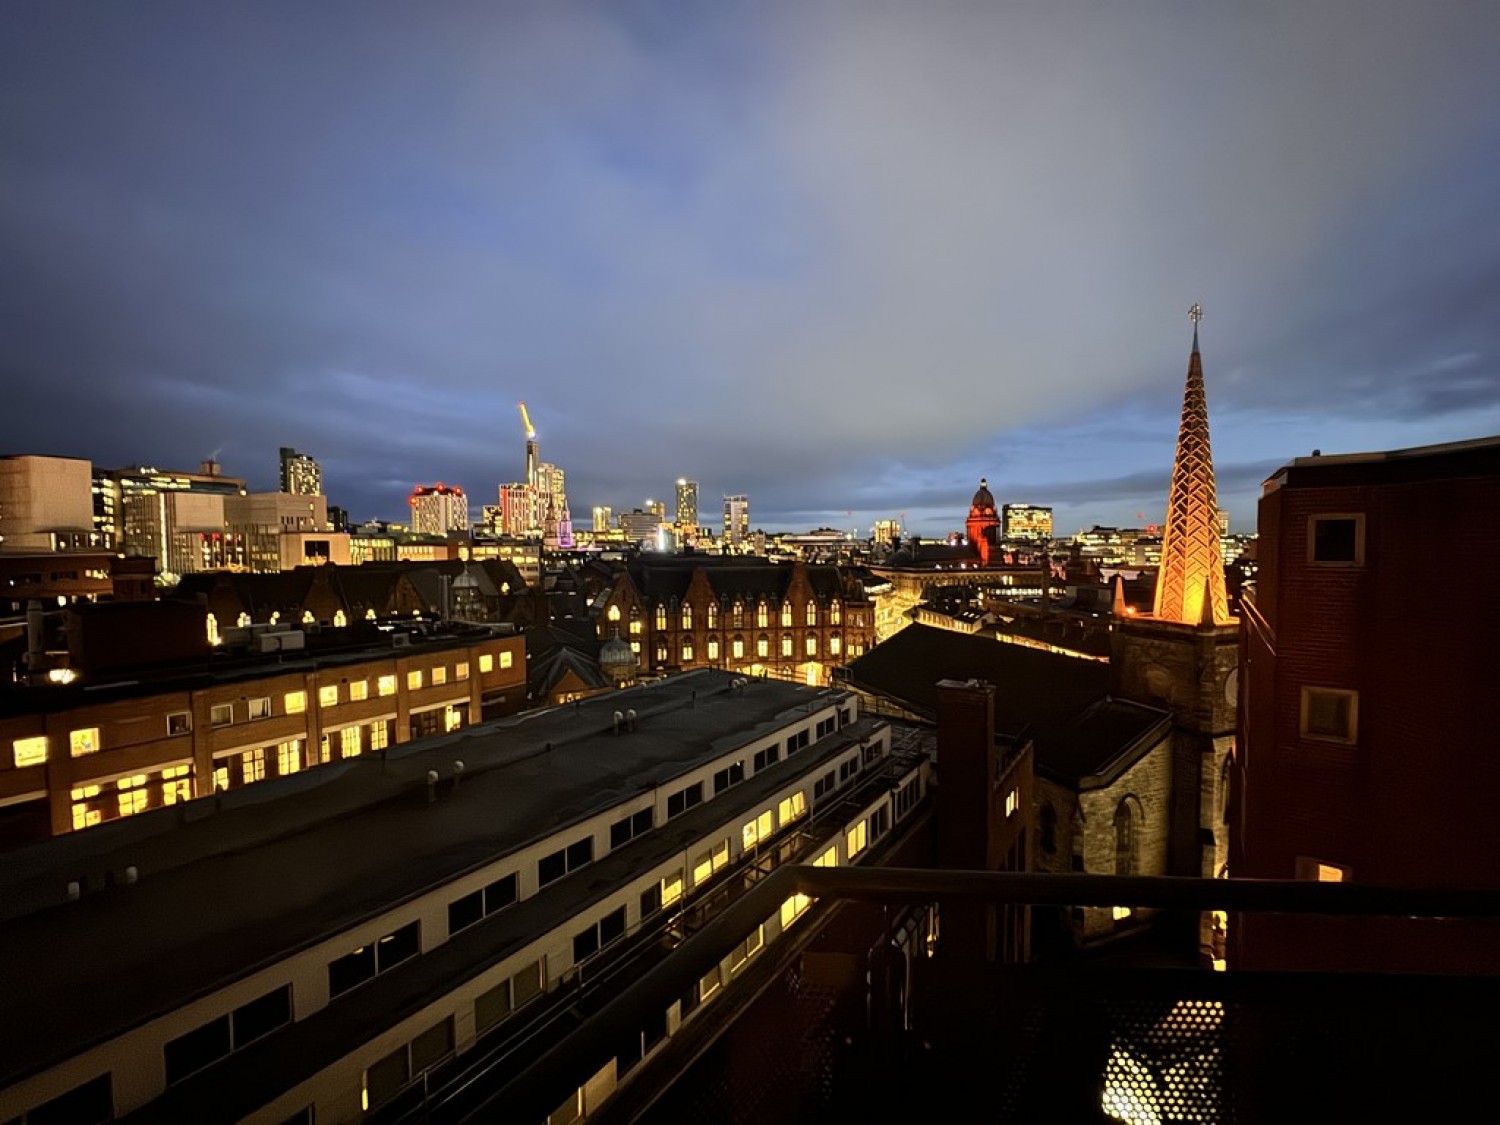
[4,2,1499,537]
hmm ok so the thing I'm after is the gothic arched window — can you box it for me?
[1114,796,1143,876]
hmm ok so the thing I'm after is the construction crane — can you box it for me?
[518,401,535,440]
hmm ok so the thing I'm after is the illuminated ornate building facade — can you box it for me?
[965,478,1001,565]
[593,558,876,686]
[409,484,469,535]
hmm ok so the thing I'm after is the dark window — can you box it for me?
[798,730,810,749]
[232,985,291,1047]
[28,1074,113,1125]
[567,837,594,869]
[484,872,518,913]
[164,1017,231,1085]
[411,1017,454,1073]
[610,815,633,850]
[640,882,662,917]
[632,808,652,836]
[328,943,377,998]
[475,979,512,1033]
[277,1108,314,1125]
[1040,803,1057,854]
[539,848,567,886]
[365,1044,410,1110]
[713,762,744,794]
[599,905,627,947]
[377,921,420,971]
[574,926,600,962]
[839,758,859,782]
[449,889,484,935]
[814,771,836,799]
[668,782,703,818]
[786,735,798,756]
[1312,516,1361,563]
[754,745,779,770]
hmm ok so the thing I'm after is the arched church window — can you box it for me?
[1114,797,1143,876]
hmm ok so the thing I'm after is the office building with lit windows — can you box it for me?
[278,448,323,497]
[409,484,469,535]
[0,619,525,847]
[722,494,749,546]
[674,479,697,530]
[0,672,929,1125]
[1002,503,1053,542]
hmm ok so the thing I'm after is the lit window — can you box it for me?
[655,606,668,629]
[742,810,775,850]
[707,604,718,628]
[206,613,220,646]
[830,601,842,625]
[1301,687,1358,744]
[210,703,234,726]
[13,736,47,768]
[341,726,362,759]
[407,670,423,690]
[757,635,769,658]
[479,654,494,673]
[71,784,102,830]
[661,871,684,908]
[682,605,692,630]
[302,610,315,625]
[213,766,230,792]
[781,892,811,928]
[756,603,768,628]
[805,602,816,626]
[630,618,642,636]
[242,748,266,784]
[237,612,252,628]
[780,604,792,627]
[161,764,192,804]
[805,635,818,657]
[277,741,302,775]
[369,721,390,751]
[830,633,842,657]
[334,610,347,628]
[349,679,368,701]
[782,634,793,657]
[707,637,720,660]
[682,641,694,662]
[777,792,806,824]
[607,604,621,623]
[70,728,100,757]
[319,685,339,708]
[1005,789,1019,817]
[500,652,513,669]
[167,711,192,736]
[378,675,397,697]
[118,774,150,817]
[249,696,271,720]
[445,705,463,732]
[456,662,469,681]
[846,820,867,858]
[732,636,744,659]
[285,691,307,715]
[431,666,447,686]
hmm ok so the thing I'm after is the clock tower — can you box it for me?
[1110,308,1238,956]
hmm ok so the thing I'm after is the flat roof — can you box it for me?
[0,670,845,1086]
[1264,433,1500,493]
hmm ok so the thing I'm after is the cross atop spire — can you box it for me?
[1151,311,1231,626]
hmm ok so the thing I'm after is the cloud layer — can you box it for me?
[4,1,1498,536]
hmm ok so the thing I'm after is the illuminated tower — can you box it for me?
[1152,305,1231,626]
[1110,306,1238,961]
[675,479,698,530]
[964,478,1000,566]
[520,402,538,491]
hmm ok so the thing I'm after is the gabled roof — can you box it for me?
[843,624,1168,787]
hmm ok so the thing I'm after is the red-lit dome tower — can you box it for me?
[966,478,1000,566]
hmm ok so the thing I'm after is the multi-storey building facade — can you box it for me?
[0,455,99,552]
[496,482,534,538]
[1002,502,1053,542]
[722,494,749,546]
[1233,435,1500,973]
[675,479,698,530]
[278,447,322,496]
[0,673,929,1124]
[0,625,526,845]
[594,558,876,686]
[409,484,469,535]
[97,462,248,576]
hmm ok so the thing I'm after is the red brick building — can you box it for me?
[1233,435,1500,972]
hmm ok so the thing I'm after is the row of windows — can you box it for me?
[164,985,292,1086]
[630,600,850,632]
[7,653,515,767]
[653,633,850,664]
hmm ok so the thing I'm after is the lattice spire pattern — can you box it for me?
[1152,326,1231,625]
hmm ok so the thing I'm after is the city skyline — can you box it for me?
[4,3,1498,537]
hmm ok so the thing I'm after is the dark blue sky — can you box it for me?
[4,2,1498,537]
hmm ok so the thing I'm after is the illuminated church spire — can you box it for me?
[1151,304,1232,625]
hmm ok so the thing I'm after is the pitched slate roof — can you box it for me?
[843,624,1169,788]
